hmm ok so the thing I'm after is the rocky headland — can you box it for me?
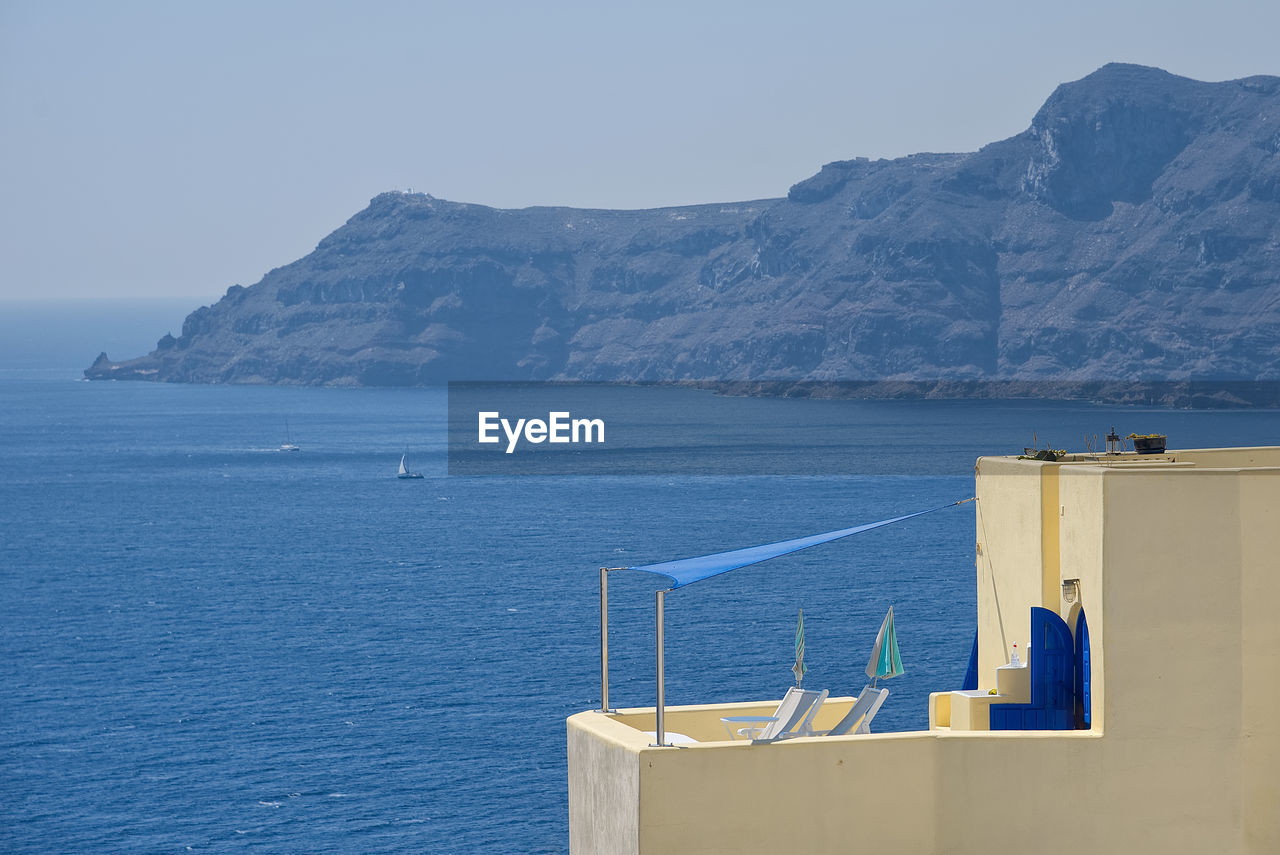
[87,64,1280,403]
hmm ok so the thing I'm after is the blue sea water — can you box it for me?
[2,341,1278,851]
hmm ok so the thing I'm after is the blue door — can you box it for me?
[990,607,1075,730]
[1074,609,1091,729]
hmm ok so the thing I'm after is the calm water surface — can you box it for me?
[2,372,1276,852]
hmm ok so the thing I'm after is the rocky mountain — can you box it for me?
[87,64,1280,397]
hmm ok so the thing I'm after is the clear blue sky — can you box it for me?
[2,0,1278,301]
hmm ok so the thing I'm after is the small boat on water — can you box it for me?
[397,453,424,479]
[279,418,300,452]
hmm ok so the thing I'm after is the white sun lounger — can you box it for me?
[751,687,828,741]
[818,685,889,736]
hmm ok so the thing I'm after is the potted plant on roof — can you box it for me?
[1021,444,1067,462]
[1021,432,1066,461]
[1128,433,1167,454]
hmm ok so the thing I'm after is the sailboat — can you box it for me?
[279,418,300,452]
[397,452,424,479]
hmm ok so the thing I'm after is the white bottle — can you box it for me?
[1010,643,1021,668]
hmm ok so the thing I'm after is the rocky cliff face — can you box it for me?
[87,64,1280,391]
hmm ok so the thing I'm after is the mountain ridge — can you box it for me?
[86,64,1280,400]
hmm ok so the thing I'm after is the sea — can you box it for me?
[2,299,1278,853]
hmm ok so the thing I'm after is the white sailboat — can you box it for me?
[397,452,424,479]
[280,418,300,452]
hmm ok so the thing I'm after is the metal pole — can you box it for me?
[599,567,611,713]
[654,588,667,746]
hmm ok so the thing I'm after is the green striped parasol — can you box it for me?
[865,605,904,686]
[792,608,809,687]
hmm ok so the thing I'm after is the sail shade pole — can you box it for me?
[598,567,618,713]
[653,589,668,746]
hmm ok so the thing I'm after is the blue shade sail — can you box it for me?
[628,501,967,589]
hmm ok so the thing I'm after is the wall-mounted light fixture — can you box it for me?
[1062,578,1081,605]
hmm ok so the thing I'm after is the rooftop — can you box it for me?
[568,445,1280,854]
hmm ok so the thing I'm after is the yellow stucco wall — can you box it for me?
[1057,466,1106,729]
[567,717,640,855]
[1238,469,1280,848]
[973,457,1044,686]
[638,732,941,854]
[568,448,1280,854]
